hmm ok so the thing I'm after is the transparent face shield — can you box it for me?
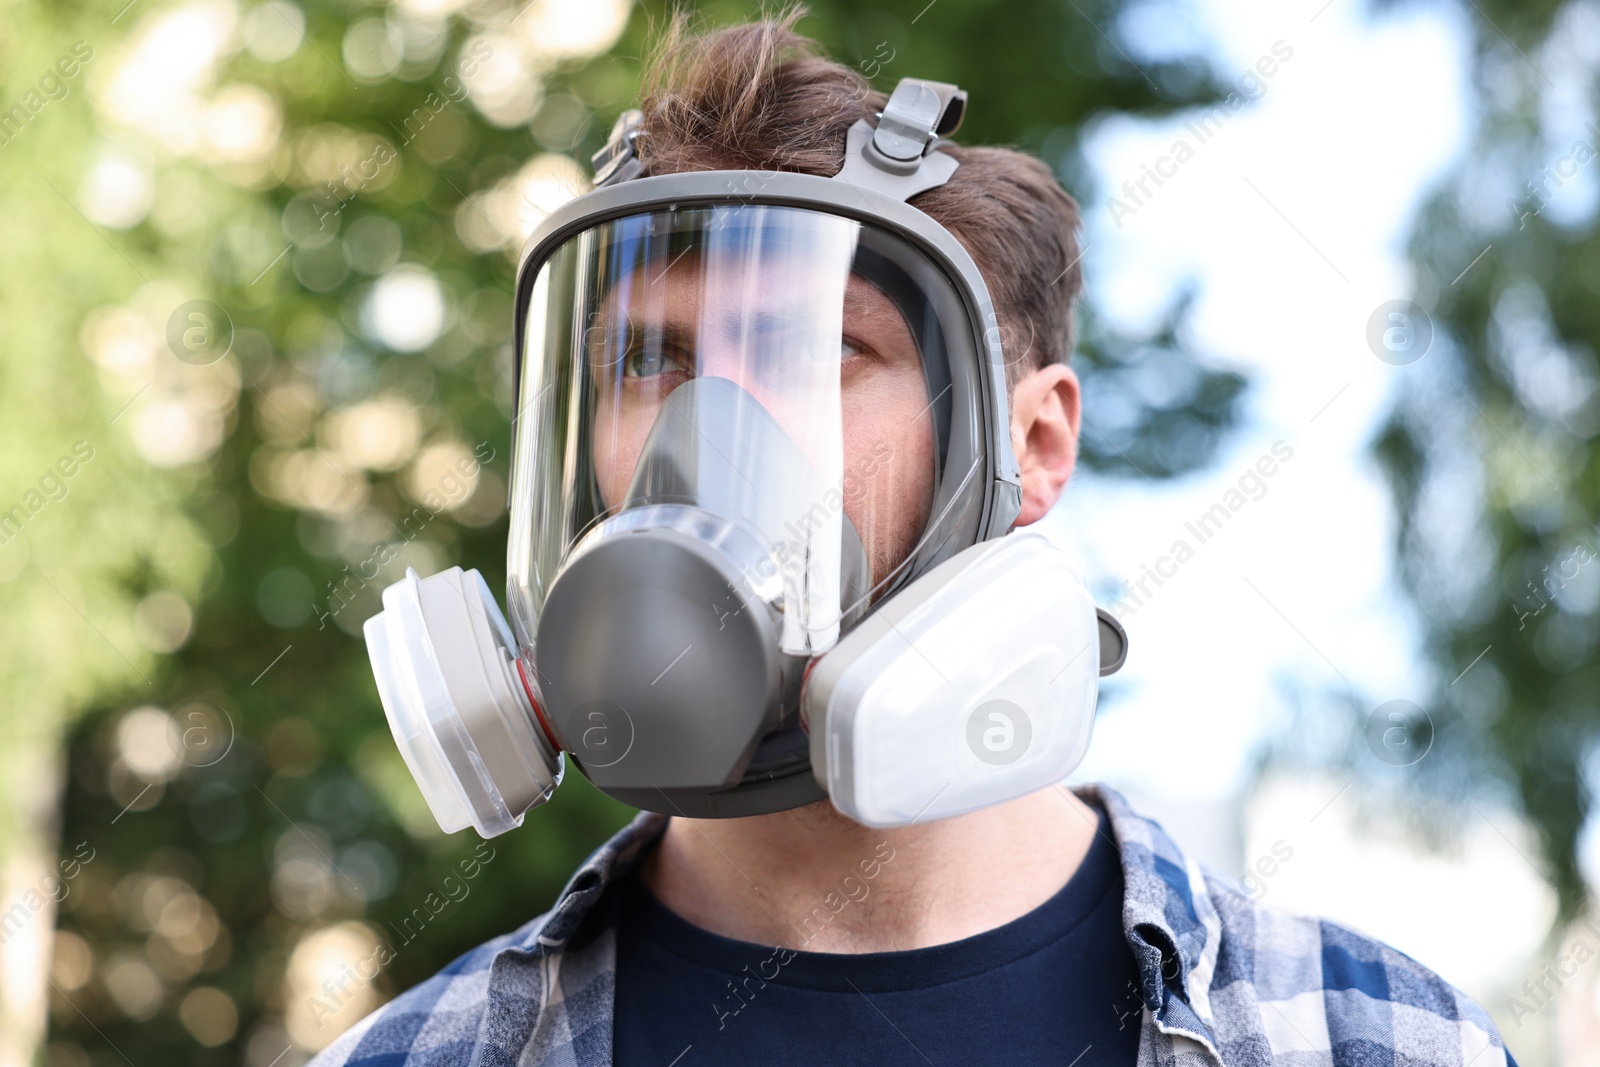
[506,203,988,664]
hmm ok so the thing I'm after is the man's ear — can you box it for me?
[1008,362,1082,528]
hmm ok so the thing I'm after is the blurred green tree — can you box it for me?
[0,2,214,1061]
[25,0,1245,1063]
[1373,0,1600,924]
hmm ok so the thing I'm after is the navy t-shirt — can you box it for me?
[611,802,1143,1066]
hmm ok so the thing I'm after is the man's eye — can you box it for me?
[623,343,688,378]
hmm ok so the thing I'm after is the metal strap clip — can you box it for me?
[591,109,645,187]
[864,78,967,173]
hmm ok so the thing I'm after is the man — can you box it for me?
[319,12,1518,1066]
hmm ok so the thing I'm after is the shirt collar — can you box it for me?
[1078,783,1224,1058]
[519,807,668,951]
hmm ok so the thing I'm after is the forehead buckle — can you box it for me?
[869,78,966,167]
[834,77,967,202]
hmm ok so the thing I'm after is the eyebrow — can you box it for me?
[611,276,888,328]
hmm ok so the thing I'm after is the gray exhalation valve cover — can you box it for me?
[536,523,786,796]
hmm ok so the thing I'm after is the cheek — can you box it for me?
[841,378,936,584]
[592,404,655,509]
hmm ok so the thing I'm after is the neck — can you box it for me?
[636,784,1102,954]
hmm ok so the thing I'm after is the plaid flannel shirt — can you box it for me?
[308,783,1518,1067]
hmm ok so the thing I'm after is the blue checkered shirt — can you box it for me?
[307,784,1518,1066]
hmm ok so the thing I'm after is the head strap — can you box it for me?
[587,76,967,202]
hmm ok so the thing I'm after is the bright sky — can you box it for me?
[1044,0,1561,1020]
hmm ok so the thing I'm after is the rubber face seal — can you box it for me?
[604,769,826,819]
[536,525,786,795]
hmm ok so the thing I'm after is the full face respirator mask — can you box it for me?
[363,78,1128,836]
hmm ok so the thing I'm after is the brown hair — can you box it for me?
[629,7,1084,389]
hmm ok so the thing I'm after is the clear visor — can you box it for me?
[508,204,984,657]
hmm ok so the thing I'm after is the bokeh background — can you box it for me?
[1,0,1596,1062]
